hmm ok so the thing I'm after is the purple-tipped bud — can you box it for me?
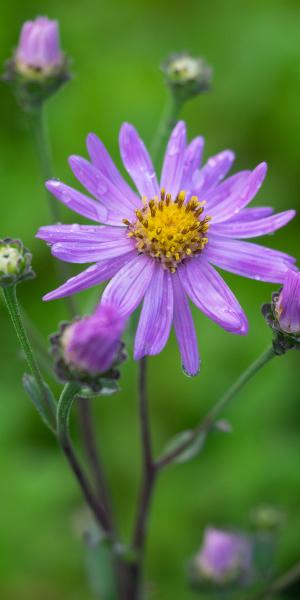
[275,270,300,335]
[62,304,125,375]
[192,528,253,586]
[50,304,127,392]
[15,17,62,74]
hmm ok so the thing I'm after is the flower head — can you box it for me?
[274,269,300,335]
[37,121,296,375]
[0,238,35,287]
[15,17,62,75]
[162,52,212,100]
[192,527,253,586]
[50,303,126,391]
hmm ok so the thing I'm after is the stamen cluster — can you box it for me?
[123,189,211,272]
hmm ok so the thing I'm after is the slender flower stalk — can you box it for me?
[157,346,275,469]
[2,284,56,429]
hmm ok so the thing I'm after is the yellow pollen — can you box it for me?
[125,189,211,272]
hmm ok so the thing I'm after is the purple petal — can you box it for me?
[51,237,134,263]
[172,273,200,376]
[101,255,155,316]
[119,123,159,199]
[192,150,235,196]
[204,171,251,210]
[206,235,296,283]
[210,163,267,223]
[178,259,248,334]
[134,265,173,359]
[180,136,204,192]
[69,156,135,220]
[160,121,187,198]
[277,270,300,333]
[86,133,141,208]
[45,180,110,224]
[227,207,274,222]
[211,209,295,238]
[43,252,135,301]
[37,224,125,244]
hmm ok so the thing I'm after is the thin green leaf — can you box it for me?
[23,373,56,433]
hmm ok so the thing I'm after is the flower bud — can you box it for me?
[3,16,70,111]
[0,238,35,287]
[50,303,127,393]
[161,52,212,102]
[191,528,253,588]
[262,269,300,354]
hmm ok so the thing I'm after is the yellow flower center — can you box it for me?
[123,189,211,272]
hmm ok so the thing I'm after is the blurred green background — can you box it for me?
[1,0,300,598]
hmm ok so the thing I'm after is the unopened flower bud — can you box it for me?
[250,505,285,532]
[161,52,212,102]
[262,269,300,354]
[190,528,253,588]
[0,238,35,287]
[50,303,127,393]
[3,16,70,111]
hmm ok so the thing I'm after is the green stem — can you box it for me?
[150,93,184,170]
[30,106,60,222]
[157,346,276,469]
[3,285,56,428]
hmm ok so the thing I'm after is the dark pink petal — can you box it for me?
[180,136,204,192]
[37,224,125,244]
[51,237,134,263]
[119,123,159,199]
[134,265,173,359]
[211,209,295,238]
[69,156,135,220]
[172,273,200,376]
[179,259,248,334]
[210,163,267,223]
[86,133,141,208]
[43,252,135,301]
[206,235,296,283]
[192,150,235,196]
[160,121,187,198]
[204,171,251,210]
[101,255,155,316]
[45,180,110,224]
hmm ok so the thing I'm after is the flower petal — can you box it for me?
[210,163,267,223]
[211,209,295,238]
[206,235,296,283]
[119,123,159,198]
[51,237,134,263]
[192,150,235,196]
[134,265,173,359]
[178,259,248,334]
[180,136,204,192]
[101,255,155,316]
[172,273,200,376]
[160,121,187,198]
[86,133,141,208]
[227,206,274,222]
[45,180,110,224]
[43,252,135,301]
[204,171,251,210]
[69,156,135,220]
[37,224,125,244]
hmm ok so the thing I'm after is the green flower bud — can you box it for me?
[0,238,35,288]
[161,52,212,102]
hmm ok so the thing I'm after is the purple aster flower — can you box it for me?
[37,121,296,375]
[15,16,62,74]
[193,527,253,585]
[274,269,300,334]
[61,303,125,375]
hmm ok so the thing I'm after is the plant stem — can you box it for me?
[130,358,157,598]
[78,396,115,532]
[249,560,300,599]
[150,93,184,170]
[57,382,112,534]
[3,285,55,428]
[157,346,276,469]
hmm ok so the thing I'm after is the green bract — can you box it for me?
[0,238,35,287]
